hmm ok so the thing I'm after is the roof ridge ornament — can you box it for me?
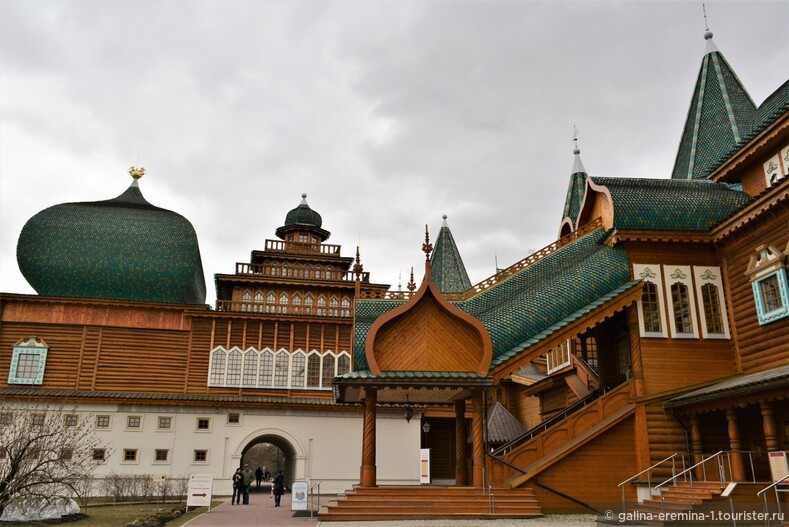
[129,166,145,180]
[422,224,433,260]
[571,125,587,175]
[353,246,364,278]
[702,3,719,54]
[407,267,416,292]
[300,192,308,205]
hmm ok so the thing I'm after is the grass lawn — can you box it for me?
[0,500,223,527]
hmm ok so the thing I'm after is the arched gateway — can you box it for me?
[232,428,307,486]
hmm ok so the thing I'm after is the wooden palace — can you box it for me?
[1,23,787,522]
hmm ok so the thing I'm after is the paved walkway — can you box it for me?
[181,486,600,527]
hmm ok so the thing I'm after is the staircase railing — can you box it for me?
[491,388,604,456]
[654,450,726,513]
[618,453,683,515]
[757,474,789,527]
[309,480,321,518]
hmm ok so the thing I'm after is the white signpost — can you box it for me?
[420,448,431,485]
[291,480,309,511]
[186,474,214,511]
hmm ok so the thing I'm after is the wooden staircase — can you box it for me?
[318,486,543,521]
[631,481,725,525]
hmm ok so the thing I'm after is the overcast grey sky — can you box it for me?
[1,1,787,300]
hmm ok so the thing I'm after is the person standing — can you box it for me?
[231,468,243,505]
[242,464,255,505]
[255,466,263,489]
[272,469,285,507]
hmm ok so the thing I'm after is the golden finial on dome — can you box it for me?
[129,166,145,180]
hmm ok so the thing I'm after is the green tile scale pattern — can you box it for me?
[17,175,206,305]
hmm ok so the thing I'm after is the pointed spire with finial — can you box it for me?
[353,246,364,278]
[560,126,590,232]
[431,214,472,293]
[571,125,586,175]
[407,267,416,293]
[422,224,433,261]
[702,3,719,55]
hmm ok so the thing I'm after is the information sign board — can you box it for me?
[291,480,308,511]
[186,474,213,509]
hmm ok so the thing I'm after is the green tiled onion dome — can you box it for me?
[17,170,206,304]
[284,193,322,228]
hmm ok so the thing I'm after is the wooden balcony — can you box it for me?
[264,239,342,255]
[234,262,370,283]
[215,300,352,318]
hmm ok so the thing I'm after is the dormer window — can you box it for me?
[746,243,789,325]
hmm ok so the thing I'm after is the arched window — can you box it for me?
[315,266,322,279]
[243,350,258,387]
[671,283,693,334]
[259,350,274,387]
[274,351,289,387]
[306,354,321,388]
[226,349,242,386]
[321,354,335,388]
[266,292,276,313]
[283,263,290,277]
[341,297,351,317]
[209,349,226,385]
[329,296,339,316]
[241,291,251,312]
[304,295,314,315]
[701,283,723,335]
[291,351,306,388]
[254,291,264,313]
[641,283,662,334]
[317,296,326,316]
[279,293,289,314]
[337,353,351,376]
[325,266,334,280]
[271,263,280,276]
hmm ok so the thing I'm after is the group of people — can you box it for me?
[232,464,286,507]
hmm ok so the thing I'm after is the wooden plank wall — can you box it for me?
[644,403,687,478]
[718,206,789,373]
[529,417,637,513]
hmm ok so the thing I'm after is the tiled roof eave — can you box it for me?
[666,364,789,408]
[490,280,643,377]
[606,229,713,246]
[711,175,789,242]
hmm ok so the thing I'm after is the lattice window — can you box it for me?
[259,350,274,387]
[8,337,48,385]
[274,352,289,387]
[305,295,314,315]
[254,291,264,312]
[329,297,339,316]
[209,349,226,385]
[642,283,662,333]
[243,351,258,387]
[317,296,326,316]
[226,349,242,386]
[341,297,351,317]
[671,283,693,334]
[701,283,723,335]
[337,353,351,376]
[241,291,252,312]
[306,354,321,388]
[279,293,289,314]
[291,352,306,388]
[321,354,335,387]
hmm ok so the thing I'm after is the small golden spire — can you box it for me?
[422,224,433,260]
[129,166,145,180]
[407,267,416,292]
[353,246,364,278]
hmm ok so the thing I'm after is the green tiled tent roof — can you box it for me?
[355,227,634,371]
[592,177,751,231]
[671,41,756,181]
[17,182,206,304]
[431,217,472,293]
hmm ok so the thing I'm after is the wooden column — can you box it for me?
[761,402,780,451]
[471,390,484,488]
[690,414,704,480]
[725,407,746,481]
[455,399,467,486]
[360,387,377,487]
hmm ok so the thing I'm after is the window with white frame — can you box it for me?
[633,265,668,338]
[745,243,789,325]
[663,266,698,338]
[8,337,48,385]
[693,266,730,338]
[207,346,347,390]
[546,340,571,374]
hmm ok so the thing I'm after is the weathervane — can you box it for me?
[572,125,580,154]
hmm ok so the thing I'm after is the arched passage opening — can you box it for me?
[233,430,305,489]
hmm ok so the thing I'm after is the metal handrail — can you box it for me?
[618,453,680,514]
[308,480,321,518]
[655,450,725,490]
[757,474,789,496]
